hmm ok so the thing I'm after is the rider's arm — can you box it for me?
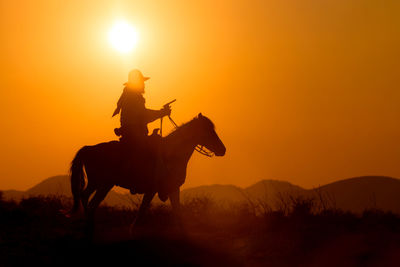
[144,108,170,123]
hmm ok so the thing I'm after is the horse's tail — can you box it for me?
[70,146,88,214]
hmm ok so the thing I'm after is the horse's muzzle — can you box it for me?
[215,146,226,156]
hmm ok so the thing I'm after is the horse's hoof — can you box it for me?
[129,222,150,238]
[60,209,77,218]
[129,224,142,238]
[158,192,168,202]
[60,207,84,219]
[129,223,135,236]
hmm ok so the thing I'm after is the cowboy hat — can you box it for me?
[123,69,149,86]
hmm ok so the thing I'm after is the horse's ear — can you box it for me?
[198,113,203,118]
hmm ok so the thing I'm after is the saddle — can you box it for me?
[114,127,161,137]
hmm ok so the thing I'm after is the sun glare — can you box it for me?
[108,20,138,53]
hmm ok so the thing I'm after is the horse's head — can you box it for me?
[193,113,226,156]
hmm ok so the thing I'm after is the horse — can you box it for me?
[69,113,226,230]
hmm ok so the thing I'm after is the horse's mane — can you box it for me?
[200,115,215,129]
[165,115,215,138]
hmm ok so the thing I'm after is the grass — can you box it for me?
[0,192,400,266]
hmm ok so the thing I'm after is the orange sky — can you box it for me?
[1,0,400,191]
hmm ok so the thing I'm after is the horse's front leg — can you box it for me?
[130,192,155,234]
[169,188,181,214]
[169,188,184,229]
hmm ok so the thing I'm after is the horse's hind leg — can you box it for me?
[86,184,113,238]
[87,184,113,217]
[81,181,96,212]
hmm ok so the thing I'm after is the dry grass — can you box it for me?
[0,191,400,266]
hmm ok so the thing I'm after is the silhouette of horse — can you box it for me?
[69,113,226,230]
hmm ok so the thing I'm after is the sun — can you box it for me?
[108,20,139,53]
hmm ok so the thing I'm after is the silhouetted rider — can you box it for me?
[112,69,171,142]
[112,69,171,197]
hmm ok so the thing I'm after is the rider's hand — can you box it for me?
[161,106,171,117]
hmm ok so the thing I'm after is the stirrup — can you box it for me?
[114,127,122,136]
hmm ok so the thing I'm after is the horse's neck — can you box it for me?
[164,124,197,162]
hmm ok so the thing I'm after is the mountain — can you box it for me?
[1,189,25,200]
[2,175,400,213]
[181,184,245,204]
[1,177,306,208]
[26,175,71,196]
[239,176,400,213]
[180,180,307,207]
[315,176,400,213]
[244,180,306,203]
[1,175,134,208]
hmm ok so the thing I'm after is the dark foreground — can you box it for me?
[1,194,400,267]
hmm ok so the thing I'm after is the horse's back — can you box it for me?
[82,141,122,178]
[82,140,156,192]
[90,140,119,150]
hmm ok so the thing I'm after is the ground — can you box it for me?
[0,195,400,266]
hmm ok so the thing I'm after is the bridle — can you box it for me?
[161,115,214,157]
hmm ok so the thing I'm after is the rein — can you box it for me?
[162,115,214,157]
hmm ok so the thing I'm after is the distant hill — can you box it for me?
[26,175,71,196]
[2,189,25,200]
[181,184,244,205]
[1,175,134,208]
[244,180,306,203]
[239,176,400,213]
[2,175,400,213]
[315,176,400,213]
[180,180,307,207]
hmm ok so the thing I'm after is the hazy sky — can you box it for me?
[1,0,400,190]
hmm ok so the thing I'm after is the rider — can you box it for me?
[113,69,171,141]
[112,69,171,198]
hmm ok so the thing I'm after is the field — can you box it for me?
[1,192,400,267]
